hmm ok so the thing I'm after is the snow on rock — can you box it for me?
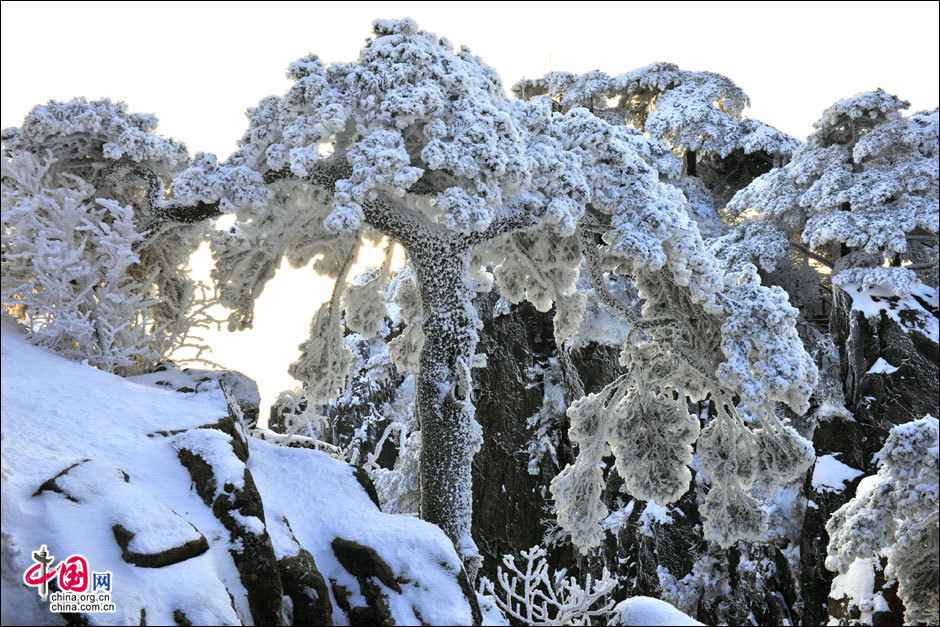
[812,454,864,494]
[0,319,479,625]
[866,357,900,375]
[131,364,262,429]
[827,557,900,626]
[612,596,704,626]
[638,502,678,538]
[830,279,939,429]
[249,441,481,625]
[1,320,242,626]
[839,280,939,345]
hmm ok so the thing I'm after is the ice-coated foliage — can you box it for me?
[515,64,801,222]
[717,265,816,416]
[727,91,939,285]
[708,221,789,273]
[1,99,221,373]
[2,98,187,167]
[514,63,799,164]
[288,244,357,400]
[479,545,617,626]
[831,265,927,299]
[551,190,815,552]
[825,416,939,625]
[222,17,574,239]
[343,249,394,339]
[387,269,426,372]
[2,153,151,372]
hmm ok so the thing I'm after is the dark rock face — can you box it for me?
[798,416,889,627]
[278,549,333,625]
[469,292,626,581]
[331,538,402,594]
[814,286,938,624]
[328,537,482,626]
[268,397,294,435]
[170,416,281,625]
[831,287,939,429]
[470,294,570,580]
[352,467,382,510]
[112,523,209,568]
[171,608,192,626]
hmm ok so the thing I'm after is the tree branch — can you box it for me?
[578,228,726,390]
[262,160,353,187]
[149,200,222,224]
[361,194,435,250]
[464,195,542,248]
[104,162,224,225]
[789,242,834,268]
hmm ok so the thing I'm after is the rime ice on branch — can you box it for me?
[515,63,801,213]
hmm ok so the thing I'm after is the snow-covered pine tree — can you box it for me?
[514,64,801,216]
[507,68,817,553]
[202,18,595,572]
[197,18,817,569]
[722,90,939,291]
[1,99,261,373]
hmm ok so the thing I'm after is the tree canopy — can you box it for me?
[180,19,818,569]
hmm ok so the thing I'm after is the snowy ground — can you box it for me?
[2,319,241,625]
[0,319,479,625]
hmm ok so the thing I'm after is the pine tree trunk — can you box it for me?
[412,243,482,574]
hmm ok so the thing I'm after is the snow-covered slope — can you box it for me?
[0,319,480,625]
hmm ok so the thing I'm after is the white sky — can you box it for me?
[3,1,938,419]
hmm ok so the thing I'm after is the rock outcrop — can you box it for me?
[831,286,939,429]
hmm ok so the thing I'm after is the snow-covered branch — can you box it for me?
[480,545,617,625]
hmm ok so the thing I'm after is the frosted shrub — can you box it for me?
[2,152,154,373]
[480,545,617,625]
[825,416,939,625]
